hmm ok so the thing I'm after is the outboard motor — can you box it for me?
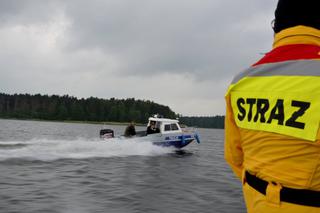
[100,129,114,139]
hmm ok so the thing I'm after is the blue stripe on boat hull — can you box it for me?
[153,138,194,149]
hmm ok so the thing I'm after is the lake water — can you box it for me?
[0,119,245,213]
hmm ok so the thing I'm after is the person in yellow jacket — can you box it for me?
[225,0,320,212]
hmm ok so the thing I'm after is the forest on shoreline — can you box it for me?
[0,93,224,129]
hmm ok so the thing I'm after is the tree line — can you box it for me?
[0,93,224,129]
[0,93,176,123]
[179,116,224,129]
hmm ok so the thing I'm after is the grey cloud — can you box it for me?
[0,0,278,81]
[61,0,277,80]
[0,0,64,27]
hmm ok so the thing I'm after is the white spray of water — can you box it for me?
[0,138,174,161]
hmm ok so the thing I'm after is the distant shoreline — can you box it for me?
[0,93,224,129]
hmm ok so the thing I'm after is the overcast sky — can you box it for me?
[0,0,278,116]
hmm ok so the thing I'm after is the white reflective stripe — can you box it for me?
[232,60,320,84]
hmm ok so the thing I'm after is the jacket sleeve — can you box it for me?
[224,93,244,180]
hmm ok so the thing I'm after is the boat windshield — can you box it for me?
[156,122,161,129]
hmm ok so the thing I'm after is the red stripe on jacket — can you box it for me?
[253,44,320,67]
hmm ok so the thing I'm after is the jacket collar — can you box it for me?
[273,25,320,49]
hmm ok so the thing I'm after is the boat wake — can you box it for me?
[0,138,174,162]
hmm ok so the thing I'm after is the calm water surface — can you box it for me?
[0,119,245,213]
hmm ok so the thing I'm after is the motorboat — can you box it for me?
[100,115,200,149]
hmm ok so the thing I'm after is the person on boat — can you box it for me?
[124,121,136,137]
[225,0,320,212]
[146,121,160,135]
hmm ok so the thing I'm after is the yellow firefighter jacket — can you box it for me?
[225,26,320,212]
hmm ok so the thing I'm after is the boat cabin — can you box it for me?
[147,117,182,134]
